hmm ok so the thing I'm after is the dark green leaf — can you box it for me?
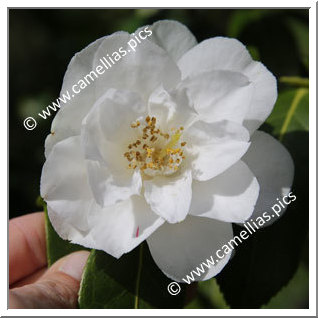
[247,45,260,61]
[227,10,270,38]
[44,203,88,266]
[286,18,309,69]
[266,88,309,139]
[78,244,189,308]
[197,278,229,309]
[216,88,309,308]
[262,262,309,309]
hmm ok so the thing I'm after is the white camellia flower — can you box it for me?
[41,20,294,282]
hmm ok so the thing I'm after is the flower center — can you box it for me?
[124,116,187,176]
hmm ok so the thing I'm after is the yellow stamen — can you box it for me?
[159,132,181,159]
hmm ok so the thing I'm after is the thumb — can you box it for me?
[9,250,90,308]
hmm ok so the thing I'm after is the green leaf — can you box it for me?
[43,202,88,266]
[78,244,188,308]
[185,279,226,309]
[247,45,260,61]
[216,87,309,308]
[227,10,270,38]
[286,18,309,70]
[198,278,229,309]
[265,88,309,140]
[262,262,309,308]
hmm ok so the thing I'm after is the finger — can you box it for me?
[9,251,90,309]
[9,212,47,285]
[10,267,47,289]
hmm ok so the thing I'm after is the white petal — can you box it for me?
[190,160,259,223]
[147,215,233,282]
[41,136,97,243]
[41,136,97,237]
[178,70,253,124]
[45,36,107,158]
[242,131,294,226]
[85,160,142,208]
[178,37,251,77]
[136,20,197,62]
[244,62,277,133]
[178,37,277,134]
[92,32,181,102]
[41,136,92,203]
[41,136,164,258]
[148,85,197,130]
[185,120,250,181]
[144,169,192,223]
[84,196,164,258]
[81,89,146,207]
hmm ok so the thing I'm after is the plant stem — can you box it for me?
[134,243,144,309]
[279,88,308,141]
[280,76,309,87]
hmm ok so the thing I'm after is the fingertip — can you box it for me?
[58,250,90,281]
[9,212,47,285]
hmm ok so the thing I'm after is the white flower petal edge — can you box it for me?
[185,120,251,181]
[41,136,164,258]
[241,131,294,226]
[144,169,192,223]
[136,20,198,62]
[147,215,233,282]
[190,160,260,223]
[177,37,277,135]
[81,89,146,207]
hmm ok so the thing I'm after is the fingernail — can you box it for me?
[59,251,90,281]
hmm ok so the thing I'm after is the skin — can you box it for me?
[9,212,89,308]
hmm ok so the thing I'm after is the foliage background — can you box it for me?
[9,9,309,309]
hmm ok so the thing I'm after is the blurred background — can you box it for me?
[9,9,309,309]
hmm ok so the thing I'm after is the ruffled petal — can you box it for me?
[144,169,192,223]
[190,160,259,222]
[241,131,294,226]
[178,37,277,134]
[185,120,250,181]
[147,215,233,282]
[136,20,197,62]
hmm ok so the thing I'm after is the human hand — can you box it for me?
[9,212,89,308]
